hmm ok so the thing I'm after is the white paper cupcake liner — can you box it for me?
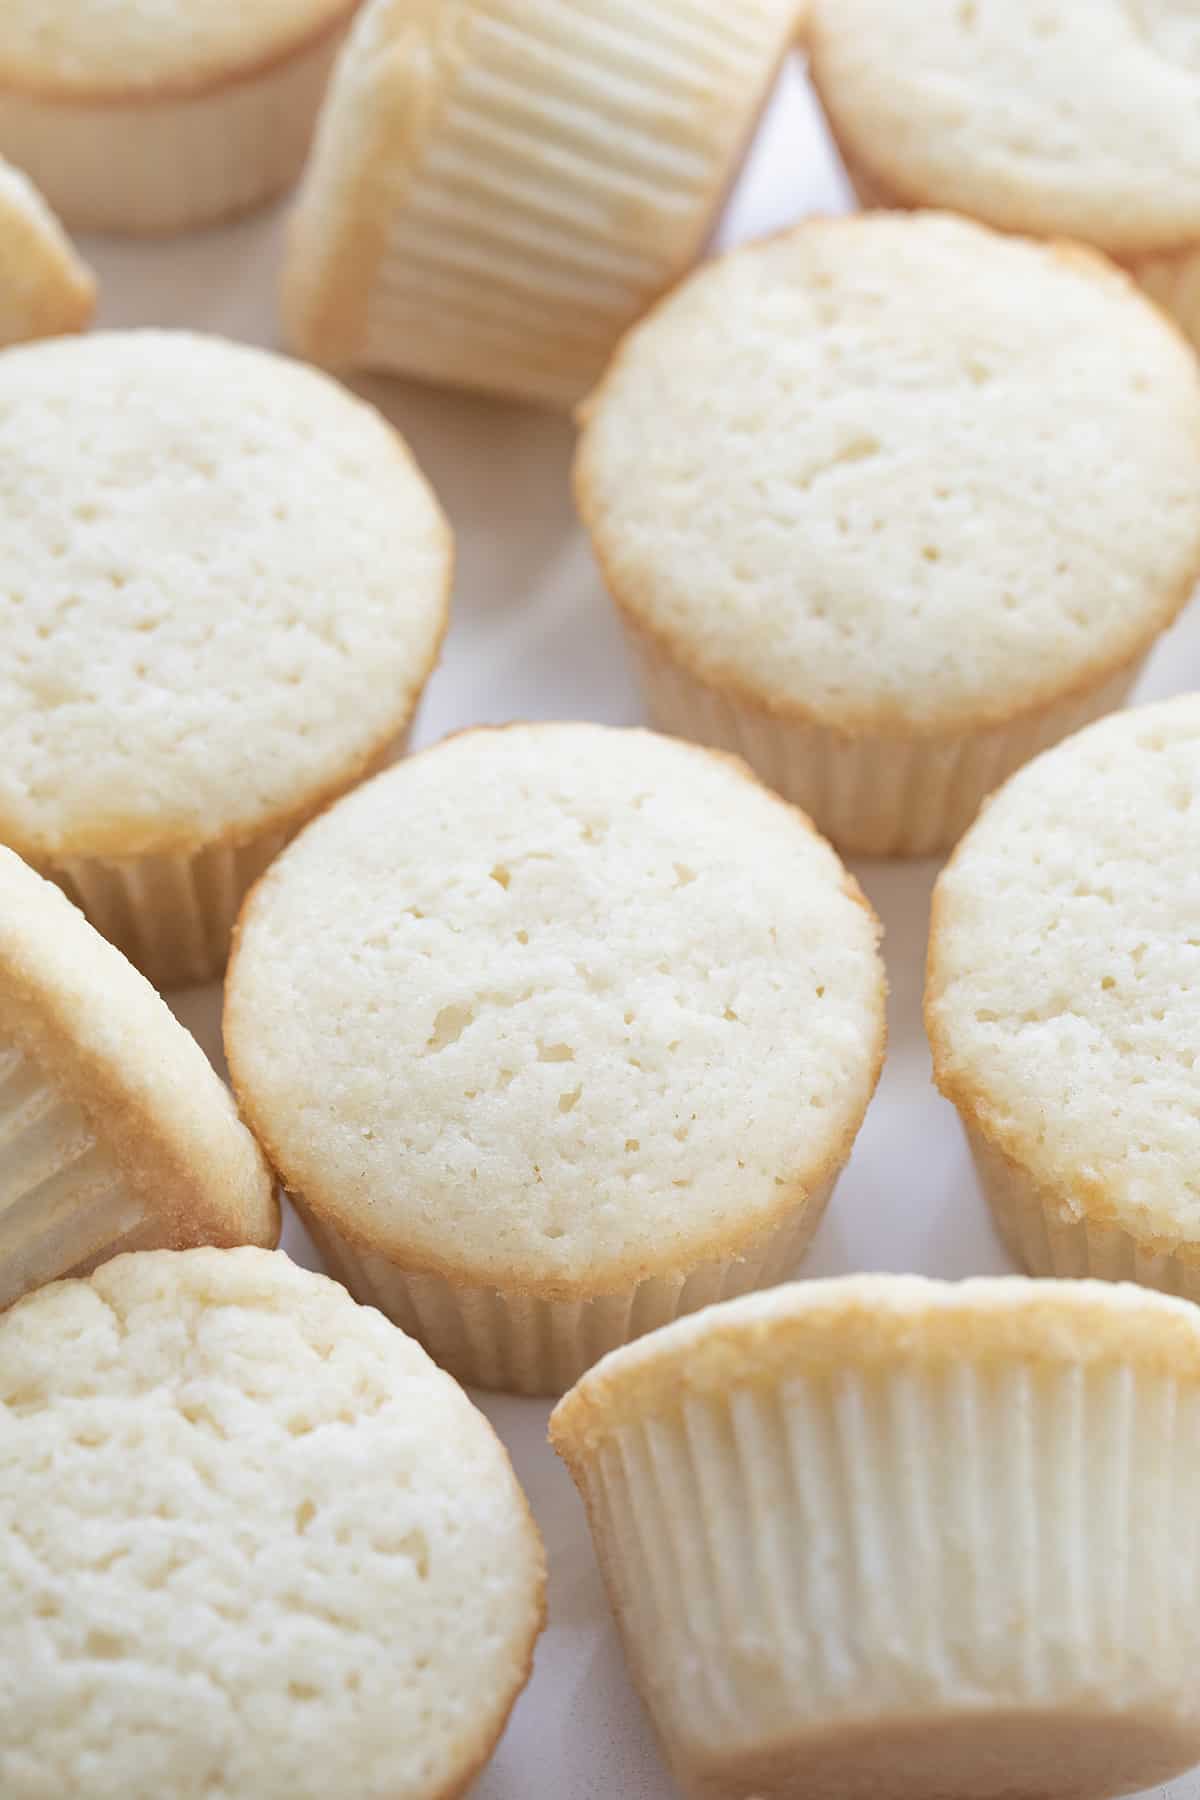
[284,0,801,406]
[298,1174,835,1396]
[969,1124,1200,1305]
[567,1346,1200,1799]
[50,827,295,993]
[44,725,413,991]
[0,1038,151,1309]
[0,20,350,235]
[626,624,1144,858]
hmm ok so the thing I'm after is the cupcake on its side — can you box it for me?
[225,724,885,1394]
[0,0,358,233]
[806,0,1200,351]
[283,0,803,407]
[0,848,276,1310]
[0,1247,545,1800]
[575,212,1200,856]
[927,694,1200,1299]
[551,1275,1200,1800]
[0,328,451,989]
[0,156,93,346]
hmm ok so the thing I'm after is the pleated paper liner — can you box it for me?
[969,1124,1200,1305]
[284,0,803,406]
[44,723,412,991]
[0,1039,154,1308]
[551,1279,1200,1800]
[297,1171,835,1396]
[0,15,352,234]
[624,621,1143,858]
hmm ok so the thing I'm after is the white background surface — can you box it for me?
[86,53,1200,1800]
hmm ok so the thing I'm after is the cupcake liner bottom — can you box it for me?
[968,1124,1200,1303]
[575,1354,1200,1799]
[298,1174,836,1396]
[680,1703,1200,1800]
[626,623,1142,857]
[0,1037,148,1309]
[287,0,801,405]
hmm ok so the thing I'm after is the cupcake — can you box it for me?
[574,212,1200,857]
[0,156,93,346]
[806,0,1200,352]
[282,0,803,408]
[225,724,886,1395]
[0,0,357,233]
[0,1246,545,1798]
[0,848,276,1310]
[0,328,450,989]
[927,693,1200,1298]
[550,1274,1200,1800]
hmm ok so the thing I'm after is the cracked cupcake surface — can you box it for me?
[927,693,1200,1296]
[0,328,450,988]
[575,211,1200,855]
[0,1246,545,1800]
[224,722,886,1394]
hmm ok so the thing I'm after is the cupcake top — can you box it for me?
[0,847,277,1257]
[808,0,1200,259]
[0,1246,545,1800]
[927,695,1200,1252]
[0,330,449,862]
[226,724,885,1295]
[576,213,1200,737]
[0,0,354,96]
[551,1273,1200,1449]
[0,156,93,346]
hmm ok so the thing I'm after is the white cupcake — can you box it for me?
[0,0,356,233]
[0,156,93,346]
[282,0,803,407]
[927,693,1200,1299]
[806,0,1200,353]
[551,1275,1200,1800]
[0,847,276,1309]
[575,212,1200,856]
[225,724,885,1394]
[0,329,450,989]
[0,1246,545,1799]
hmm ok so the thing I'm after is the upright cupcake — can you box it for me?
[576,213,1200,855]
[806,0,1200,350]
[0,156,93,346]
[0,1247,545,1798]
[226,724,886,1394]
[0,329,450,989]
[282,0,803,407]
[927,694,1200,1299]
[0,0,357,232]
[0,848,276,1309]
[552,1275,1200,1800]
